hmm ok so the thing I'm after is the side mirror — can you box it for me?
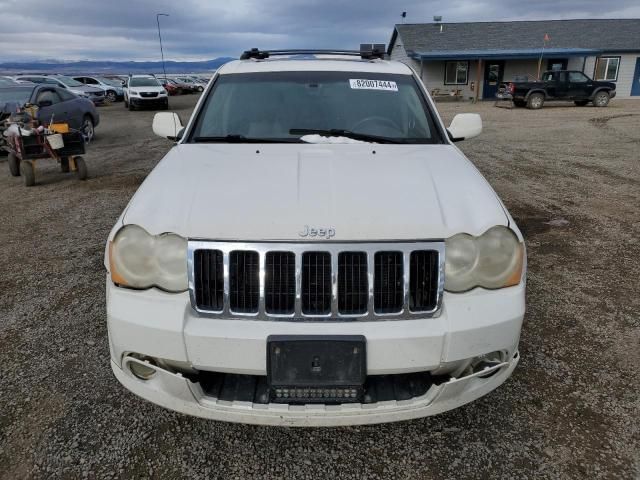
[447,113,482,142]
[38,100,53,108]
[152,112,183,140]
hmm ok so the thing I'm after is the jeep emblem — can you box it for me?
[299,225,336,239]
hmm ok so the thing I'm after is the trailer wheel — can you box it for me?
[527,93,545,109]
[8,152,20,176]
[20,160,35,186]
[60,157,70,173]
[75,156,88,180]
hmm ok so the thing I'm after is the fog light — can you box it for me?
[129,360,156,380]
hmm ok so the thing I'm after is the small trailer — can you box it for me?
[4,122,87,187]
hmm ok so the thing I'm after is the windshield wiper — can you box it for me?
[192,134,300,144]
[290,128,402,144]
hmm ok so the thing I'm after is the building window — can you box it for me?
[594,57,620,81]
[444,61,469,85]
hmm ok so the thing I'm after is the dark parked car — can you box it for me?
[0,84,99,142]
[13,75,106,106]
[500,70,616,109]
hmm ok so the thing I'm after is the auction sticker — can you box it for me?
[349,79,398,91]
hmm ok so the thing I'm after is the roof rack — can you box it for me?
[240,44,387,60]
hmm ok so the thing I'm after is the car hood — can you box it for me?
[121,144,509,241]
[130,86,164,92]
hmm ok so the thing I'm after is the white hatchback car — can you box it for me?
[105,46,526,426]
[123,75,168,111]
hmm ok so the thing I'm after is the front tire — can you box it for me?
[20,160,35,186]
[8,152,20,176]
[82,115,95,143]
[594,91,610,107]
[106,90,117,103]
[75,156,88,180]
[527,93,545,109]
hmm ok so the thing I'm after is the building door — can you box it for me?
[483,61,504,99]
[632,58,640,96]
[547,58,568,71]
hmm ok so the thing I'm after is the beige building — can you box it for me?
[388,19,640,100]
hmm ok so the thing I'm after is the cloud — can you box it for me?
[0,0,638,61]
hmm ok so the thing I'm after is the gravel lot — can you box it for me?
[0,94,638,479]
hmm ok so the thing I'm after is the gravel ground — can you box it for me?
[0,95,638,479]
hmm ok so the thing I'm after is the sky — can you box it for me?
[0,0,638,62]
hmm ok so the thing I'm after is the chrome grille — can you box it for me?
[265,251,295,314]
[374,251,404,313]
[410,250,439,312]
[229,251,259,313]
[338,252,368,315]
[301,252,332,314]
[193,249,223,311]
[189,241,444,321]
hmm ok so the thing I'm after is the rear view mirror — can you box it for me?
[152,112,183,140]
[447,113,482,142]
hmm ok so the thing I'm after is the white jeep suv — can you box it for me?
[123,75,168,111]
[105,46,526,426]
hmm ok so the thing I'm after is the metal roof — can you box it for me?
[390,19,640,57]
[409,48,601,61]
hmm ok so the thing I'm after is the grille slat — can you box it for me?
[194,250,223,311]
[265,252,296,314]
[338,252,368,315]
[410,250,439,312]
[229,251,259,313]
[192,244,441,319]
[374,252,404,314]
[302,252,332,315]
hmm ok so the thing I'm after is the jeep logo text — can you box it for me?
[299,225,336,239]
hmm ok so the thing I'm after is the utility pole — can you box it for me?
[156,13,169,81]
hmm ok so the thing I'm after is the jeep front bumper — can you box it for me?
[107,279,525,426]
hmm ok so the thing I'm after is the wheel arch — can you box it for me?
[524,89,547,100]
[590,87,612,100]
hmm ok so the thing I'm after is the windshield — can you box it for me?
[130,77,160,87]
[55,76,84,87]
[0,87,32,106]
[96,77,121,86]
[189,71,441,144]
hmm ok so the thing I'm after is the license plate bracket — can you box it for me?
[267,335,366,404]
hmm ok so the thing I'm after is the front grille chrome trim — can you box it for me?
[188,241,445,322]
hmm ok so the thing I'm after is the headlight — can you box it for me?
[445,226,524,292]
[129,90,139,96]
[160,89,168,95]
[109,225,187,292]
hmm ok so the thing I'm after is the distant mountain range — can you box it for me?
[0,57,235,75]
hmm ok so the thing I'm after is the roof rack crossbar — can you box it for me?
[240,46,386,60]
